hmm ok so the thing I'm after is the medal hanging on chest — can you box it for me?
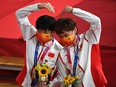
[63,46,81,87]
[31,63,52,86]
[31,41,52,86]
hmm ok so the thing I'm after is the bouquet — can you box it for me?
[31,63,52,85]
[63,75,80,87]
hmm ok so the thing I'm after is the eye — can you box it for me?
[43,31,48,34]
[64,34,69,37]
[59,34,69,38]
[44,30,52,34]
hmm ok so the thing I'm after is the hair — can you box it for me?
[54,18,78,35]
[36,15,56,32]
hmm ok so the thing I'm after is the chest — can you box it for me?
[26,40,59,68]
[60,46,80,66]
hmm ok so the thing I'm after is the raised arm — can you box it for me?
[16,3,55,41]
[62,6,101,44]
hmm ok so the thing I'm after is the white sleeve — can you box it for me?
[16,3,41,41]
[72,8,101,44]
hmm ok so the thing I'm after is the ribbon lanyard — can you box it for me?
[34,40,53,66]
[72,45,78,76]
[34,42,40,66]
[66,45,78,76]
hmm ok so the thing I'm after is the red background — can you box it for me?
[0,0,116,87]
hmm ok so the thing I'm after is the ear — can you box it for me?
[73,27,77,34]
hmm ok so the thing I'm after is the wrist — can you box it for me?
[37,3,42,9]
[67,6,73,13]
[70,7,73,13]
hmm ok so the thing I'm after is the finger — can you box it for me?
[47,3,55,13]
[44,4,53,12]
[45,3,55,13]
[46,3,54,13]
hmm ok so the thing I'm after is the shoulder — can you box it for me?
[52,38,63,50]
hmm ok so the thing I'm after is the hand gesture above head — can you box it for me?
[62,6,73,13]
[38,2,55,13]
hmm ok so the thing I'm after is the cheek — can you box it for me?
[68,38,71,40]
[46,35,49,38]
[72,31,76,38]
[44,34,52,39]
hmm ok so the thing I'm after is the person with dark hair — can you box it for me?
[54,6,107,87]
[15,2,61,87]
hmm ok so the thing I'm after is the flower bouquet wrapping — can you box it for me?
[31,63,52,85]
[63,75,81,87]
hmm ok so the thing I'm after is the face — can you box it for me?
[59,27,77,38]
[36,29,52,44]
[58,28,77,46]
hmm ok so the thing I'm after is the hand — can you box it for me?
[62,6,73,13]
[38,2,55,13]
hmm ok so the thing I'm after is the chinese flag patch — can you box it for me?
[48,52,55,58]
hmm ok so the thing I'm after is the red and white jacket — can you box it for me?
[15,3,61,87]
[57,8,107,87]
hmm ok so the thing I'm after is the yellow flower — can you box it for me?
[63,79,70,85]
[63,75,75,86]
[68,76,75,84]
[75,76,80,80]
[38,66,49,77]
[64,76,68,80]
[63,75,81,86]
[35,64,40,70]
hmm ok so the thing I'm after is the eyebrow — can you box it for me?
[59,33,70,38]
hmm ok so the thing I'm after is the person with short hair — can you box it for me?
[54,6,107,87]
[16,2,61,87]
